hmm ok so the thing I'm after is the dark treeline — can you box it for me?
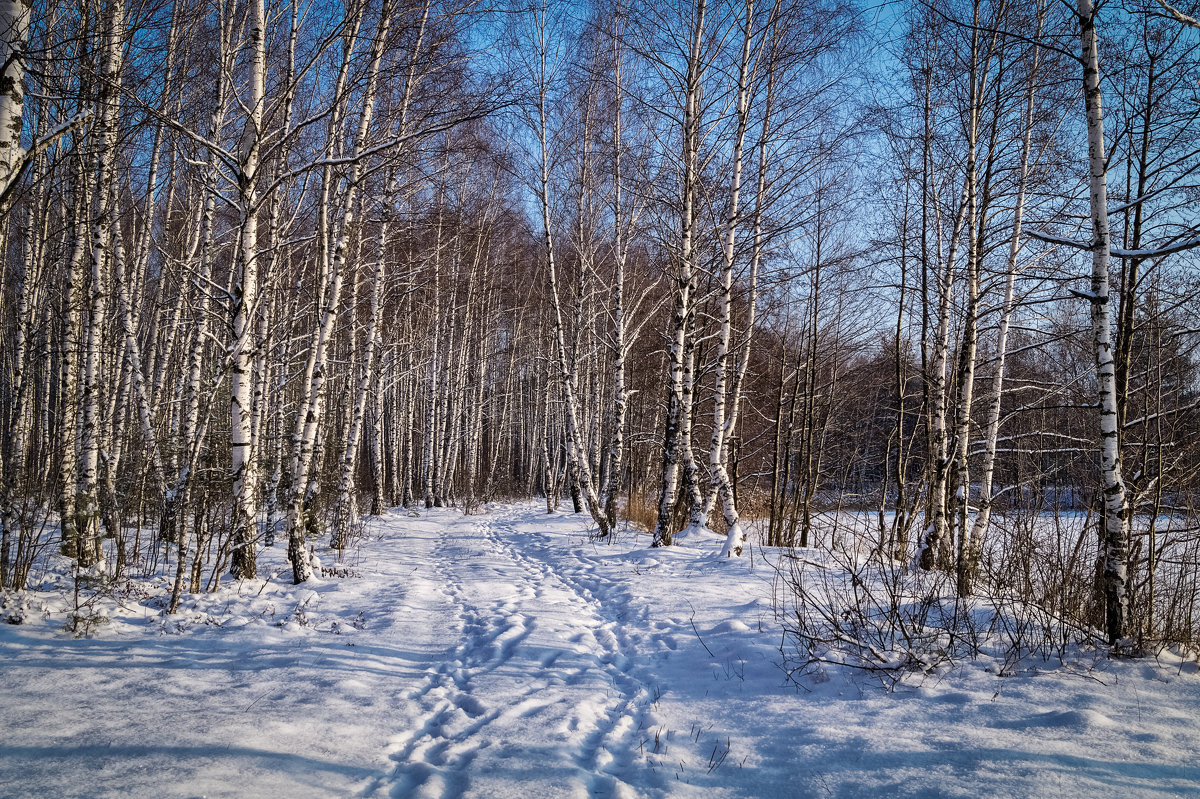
[1,0,1199,649]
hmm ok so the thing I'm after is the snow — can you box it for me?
[3,503,1200,798]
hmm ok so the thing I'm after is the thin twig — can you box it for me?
[687,601,714,657]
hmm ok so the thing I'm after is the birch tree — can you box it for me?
[77,0,125,568]
[514,0,613,536]
[0,0,30,198]
[965,2,1048,595]
[1077,0,1130,644]
[645,0,708,548]
[229,0,268,580]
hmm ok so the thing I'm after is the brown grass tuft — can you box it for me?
[623,491,659,535]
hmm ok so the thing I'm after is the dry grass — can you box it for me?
[624,491,659,535]
[622,488,773,538]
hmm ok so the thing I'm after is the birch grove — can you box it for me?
[0,0,1199,654]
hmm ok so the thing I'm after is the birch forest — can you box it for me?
[2,0,1200,656]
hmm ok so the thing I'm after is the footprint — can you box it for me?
[456,694,487,718]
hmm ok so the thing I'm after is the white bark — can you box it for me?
[653,0,706,548]
[0,0,29,197]
[601,22,634,529]
[967,6,1043,595]
[113,216,166,505]
[58,153,89,559]
[77,0,125,568]
[1078,0,1130,645]
[952,4,990,596]
[279,3,374,582]
[332,205,388,544]
[166,8,233,607]
[918,180,969,571]
[327,1,395,548]
[530,2,612,538]
[229,0,267,580]
[0,144,39,585]
[711,0,757,557]
[166,180,220,613]
[423,206,444,508]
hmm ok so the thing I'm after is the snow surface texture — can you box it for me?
[2,503,1199,798]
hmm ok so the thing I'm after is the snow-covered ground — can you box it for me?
[2,503,1199,798]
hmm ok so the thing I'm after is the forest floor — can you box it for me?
[2,502,1200,798]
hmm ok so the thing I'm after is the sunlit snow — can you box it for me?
[2,504,1198,798]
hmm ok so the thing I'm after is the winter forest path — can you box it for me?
[4,503,1200,799]
[362,505,663,799]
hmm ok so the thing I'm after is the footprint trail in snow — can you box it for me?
[370,506,663,799]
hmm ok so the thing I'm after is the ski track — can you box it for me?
[372,506,661,799]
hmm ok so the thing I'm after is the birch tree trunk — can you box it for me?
[0,0,30,197]
[0,120,52,585]
[423,204,444,509]
[967,6,1044,595]
[332,197,389,545]
[713,0,780,557]
[77,0,125,568]
[653,0,706,548]
[279,5,372,582]
[0,152,38,586]
[328,2,394,548]
[1078,0,1130,645]
[709,0,753,556]
[0,30,44,578]
[166,173,221,614]
[528,0,612,537]
[57,148,90,560]
[602,21,633,529]
[113,211,166,508]
[918,182,969,571]
[952,4,987,597]
[229,0,267,580]
[164,9,235,605]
